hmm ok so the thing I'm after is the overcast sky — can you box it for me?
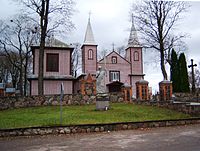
[0,0,200,93]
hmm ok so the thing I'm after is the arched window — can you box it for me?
[134,51,139,61]
[111,56,117,64]
[88,49,93,60]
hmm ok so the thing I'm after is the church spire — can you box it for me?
[83,15,96,45]
[127,15,141,48]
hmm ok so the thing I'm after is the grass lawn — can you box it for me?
[0,103,192,129]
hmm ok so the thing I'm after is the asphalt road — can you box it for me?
[0,124,200,151]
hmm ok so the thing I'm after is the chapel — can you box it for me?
[28,17,145,97]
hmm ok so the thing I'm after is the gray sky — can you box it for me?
[1,0,200,93]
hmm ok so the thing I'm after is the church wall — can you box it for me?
[98,52,131,86]
[125,49,130,62]
[82,45,97,75]
[129,47,143,74]
[33,48,39,75]
[33,48,72,77]
[31,80,73,95]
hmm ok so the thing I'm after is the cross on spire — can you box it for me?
[188,59,197,93]
[83,11,95,45]
[127,13,141,48]
[89,11,92,21]
[131,13,134,24]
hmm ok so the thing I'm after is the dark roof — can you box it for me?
[129,74,145,77]
[31,45,74,52]
[28,75,75,81]
[106,81,124,86]
[159,80,172,84]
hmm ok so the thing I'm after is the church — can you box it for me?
[28,17,145,97]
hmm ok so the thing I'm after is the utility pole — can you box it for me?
[188,59,197,93]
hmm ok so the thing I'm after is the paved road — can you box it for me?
[0,124,200,151]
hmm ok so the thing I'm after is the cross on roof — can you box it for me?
[89,11,92,21]
[112,43,115,51]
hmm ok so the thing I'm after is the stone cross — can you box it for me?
[188,59,197,93]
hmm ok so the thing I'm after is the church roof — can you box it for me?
[98,51,131,64]
[83,18,96,45]
[46,37,68,47]
[127,16,141,48]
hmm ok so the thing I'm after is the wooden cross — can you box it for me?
[188,59,197,93]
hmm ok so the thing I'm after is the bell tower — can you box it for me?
[81,17,97,75]
[125,15,144,96]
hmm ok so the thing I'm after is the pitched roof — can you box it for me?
[83,18,96,45]
[127,16,141,48]
[98,51,130,64]
[46,37,69,47]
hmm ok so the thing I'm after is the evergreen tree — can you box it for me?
[178,53,190,92]
[170,49,179,92]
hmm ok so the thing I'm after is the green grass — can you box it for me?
[0,103,192,129]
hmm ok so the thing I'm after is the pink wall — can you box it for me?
[98,51,131,86]
[33,48,71,76]
[31,80,73,95]
[82,45,97,75]
[126,47,143,75]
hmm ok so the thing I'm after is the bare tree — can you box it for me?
[0,50,21,89]
[17,0,75,95]
[0,53,10,84]
[0,15,39,95]
[131,0,188,80]
[116,45,125,57]
[98,49,111,61]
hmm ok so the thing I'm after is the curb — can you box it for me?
[0,118,200,137]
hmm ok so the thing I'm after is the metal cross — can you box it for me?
[188,59,197,93]
[89,11,92,21]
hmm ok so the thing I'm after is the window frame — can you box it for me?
[134,51,139,61]
[46,53,59,72]
[109,70,120,82]
[88,49,93,60]
[111,56,117,64]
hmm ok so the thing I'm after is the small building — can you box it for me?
[28,39,74,95]
[81,17,145,96]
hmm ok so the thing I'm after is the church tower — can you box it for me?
[81,17,97,75]
[125,16,144,96]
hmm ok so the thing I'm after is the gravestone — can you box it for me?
[96,66,110,111]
